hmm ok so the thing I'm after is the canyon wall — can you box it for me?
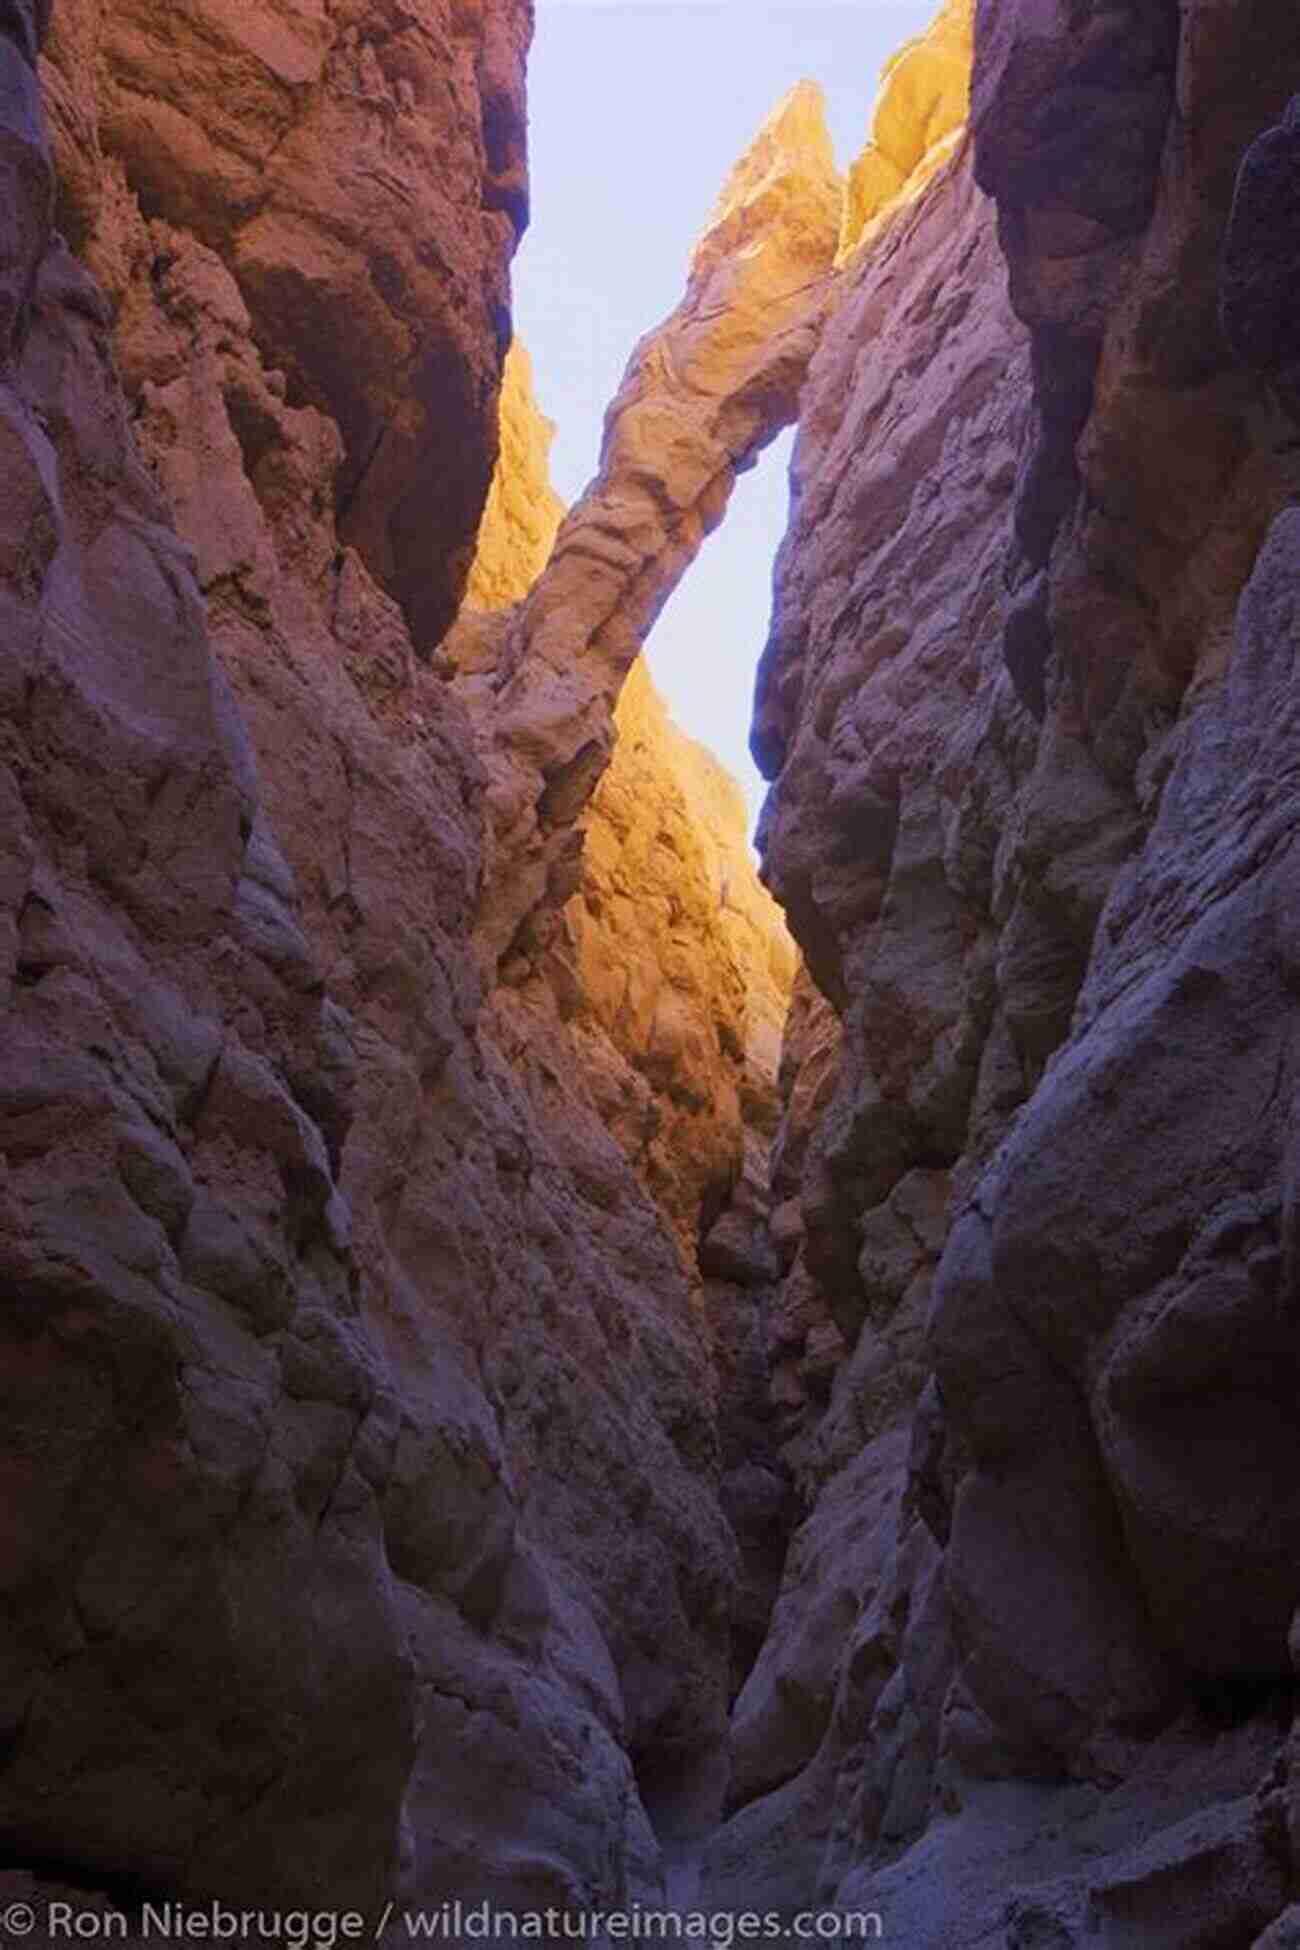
[727,0,1300,1942]
[455,307,802,1702]
[455,324,797,1286]
[6,0,1300,1938]
[0,0,833,1921]
[0,0,812,1918]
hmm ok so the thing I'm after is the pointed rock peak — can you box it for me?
[747,76,838,175]
[694,79,841,273]
[838,0,974,261]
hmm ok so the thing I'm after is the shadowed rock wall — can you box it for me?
[731,0,1300,1941]
[0,0,761,1915]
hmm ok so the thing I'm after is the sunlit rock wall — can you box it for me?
[837,0,973,260]
[456,317,797,1284]
[457,319,803,1699]
[469,80,844,973]
[465,338,565,611]
[42,0,530,650]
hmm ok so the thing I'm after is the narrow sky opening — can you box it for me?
[515,1,937,833]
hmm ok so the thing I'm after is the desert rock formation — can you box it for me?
[734,0,1300,1940]
[6,0,1300,1940]
[465,78,842,972]
[1,0,769,1913]
[456,306,798,1287]
[465,339,565,612]
[41,0,532,650]
[838,0,973,259]
[457,317,802,1691]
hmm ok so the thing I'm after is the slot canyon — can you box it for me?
[2,0,1300,1942]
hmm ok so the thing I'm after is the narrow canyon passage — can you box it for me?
[2,0,1300,1945]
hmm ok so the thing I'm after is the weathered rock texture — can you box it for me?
[0,0,804,1917]
[838,0,973,261]
[553,655,795,1270]
[465,338,565,611]
[456,318,802,1700]
[558,659,799,1696]
[42,0,531,650]
[10,0,1300,1934]
[0,0,867,1917]
[729,0,1300,1940]
[458,331,797,1280]
[464,79,842,973]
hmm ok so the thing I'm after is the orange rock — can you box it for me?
[465,340,565,611]
[838,0,973,261]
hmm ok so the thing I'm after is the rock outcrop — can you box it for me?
[1,0,780,1915]
[465,79,842,972]
[458,332,796,1281]
[733,0,1300,1940]
[457,317,802,1697]
[551,656,795,1272]
[42,0,531,650]
[838,0,973,260]
[465,338,565,611]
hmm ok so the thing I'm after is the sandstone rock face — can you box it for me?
[457,322,801,1701]
[715,136,1031,1912]
[42,0,531,651]
[734,0,1300,1936]
[465,338,565,612]
[1,0,777,1914]
[0,7,416,1904]
[466,80,843,971]
[13,0,1300,1931]
[459,334,796,1281]
[554,660,799,1697]
[552,654,795,1269]
[838,0,973,260]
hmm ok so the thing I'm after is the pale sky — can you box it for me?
[515,1,937,830]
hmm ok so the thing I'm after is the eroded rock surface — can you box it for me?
[735,0,1300,1938]
[42,0,531,649]
[465,337,565,612]
[467,80,843,971]
[457,331,797,1281]
[1,0,778,1914]
[838,0,973,260]
[455,318,802,1702]
[9,0,1300,1933]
